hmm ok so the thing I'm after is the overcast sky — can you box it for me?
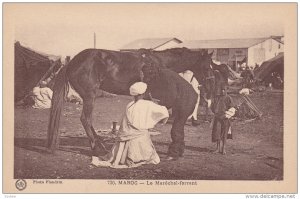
[12,3,286,58]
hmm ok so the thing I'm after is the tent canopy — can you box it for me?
[15,41,61,102]
[254,53,284,82]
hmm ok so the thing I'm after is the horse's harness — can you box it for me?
[205,73,215,81]
[202,65,216,86]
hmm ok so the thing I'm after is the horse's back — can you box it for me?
[67,49,138,67]
[67,49,143,96]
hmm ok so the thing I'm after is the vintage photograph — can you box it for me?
[3,3,297,193]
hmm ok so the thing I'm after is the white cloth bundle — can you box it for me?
[239,88,251,95]
[225,107,236,119]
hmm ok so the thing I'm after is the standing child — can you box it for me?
[211,84,236,155]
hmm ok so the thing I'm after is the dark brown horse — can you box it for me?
[138,48,215,99]
[47,48,212,158]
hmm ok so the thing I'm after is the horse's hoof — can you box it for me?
[222,151,227,155]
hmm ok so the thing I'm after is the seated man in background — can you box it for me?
[31,80,53,109]
[240,66,254,88]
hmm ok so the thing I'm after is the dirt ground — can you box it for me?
[14,91,283,180]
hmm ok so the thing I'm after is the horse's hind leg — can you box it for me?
[91,125,107,151]
[80,92,106,157]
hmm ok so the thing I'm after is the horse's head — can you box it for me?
[211,61,231,82]
[191,50,215,103]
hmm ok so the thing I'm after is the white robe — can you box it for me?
[93,99,169,168]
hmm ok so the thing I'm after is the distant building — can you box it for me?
[247,36,284,67]
[177,36,284,70]
[120,37,182,51]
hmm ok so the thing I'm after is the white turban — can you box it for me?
[32,87,40,95]
[129,82,147,96]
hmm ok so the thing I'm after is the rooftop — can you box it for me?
[121,37,182,50]
[177,37,271,49]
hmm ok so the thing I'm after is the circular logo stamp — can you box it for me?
[15,179,27,191]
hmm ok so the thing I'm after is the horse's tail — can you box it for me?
[47,66,68,151]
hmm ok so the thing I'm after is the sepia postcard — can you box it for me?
[3,3,297,194]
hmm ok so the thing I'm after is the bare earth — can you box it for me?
[14,91,283,180]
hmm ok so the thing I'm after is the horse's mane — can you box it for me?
[138,47,191,55]
[137,48,153,54]
[159,47,190,53]
[141,56,161,83]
